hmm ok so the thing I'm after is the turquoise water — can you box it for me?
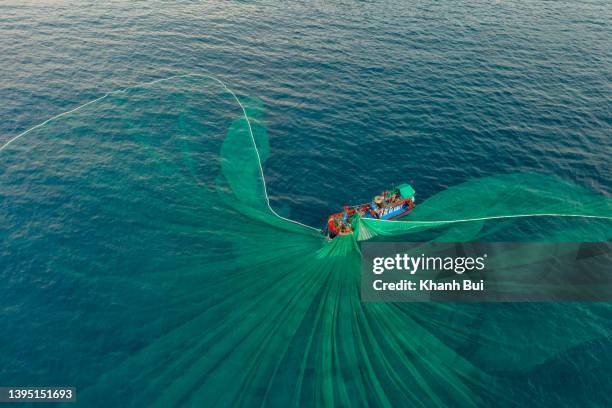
[1,1,611,406]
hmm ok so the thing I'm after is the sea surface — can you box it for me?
[1,1,611,407]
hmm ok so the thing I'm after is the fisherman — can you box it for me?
[370,196,384,218]
[374,195,384,208]
[339,206,350,232]
[390,191,399,203]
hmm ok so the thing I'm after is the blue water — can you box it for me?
[2,0,610,227]
[1,1,611,406]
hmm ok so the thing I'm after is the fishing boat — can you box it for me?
[324,184,416,239]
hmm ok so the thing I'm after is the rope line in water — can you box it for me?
[197,75,321,232]
[2,74,610,233]
[368,213,612,224]
[0,73,320,232]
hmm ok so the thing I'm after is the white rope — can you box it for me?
[195,75,321,232]
[367,213,612,224]
[0,73,321,232]
[0,75,179,153]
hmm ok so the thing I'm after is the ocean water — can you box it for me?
[1,1,611,407]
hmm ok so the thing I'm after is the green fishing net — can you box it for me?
[1,75,611,407]
[355,173,610,242]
